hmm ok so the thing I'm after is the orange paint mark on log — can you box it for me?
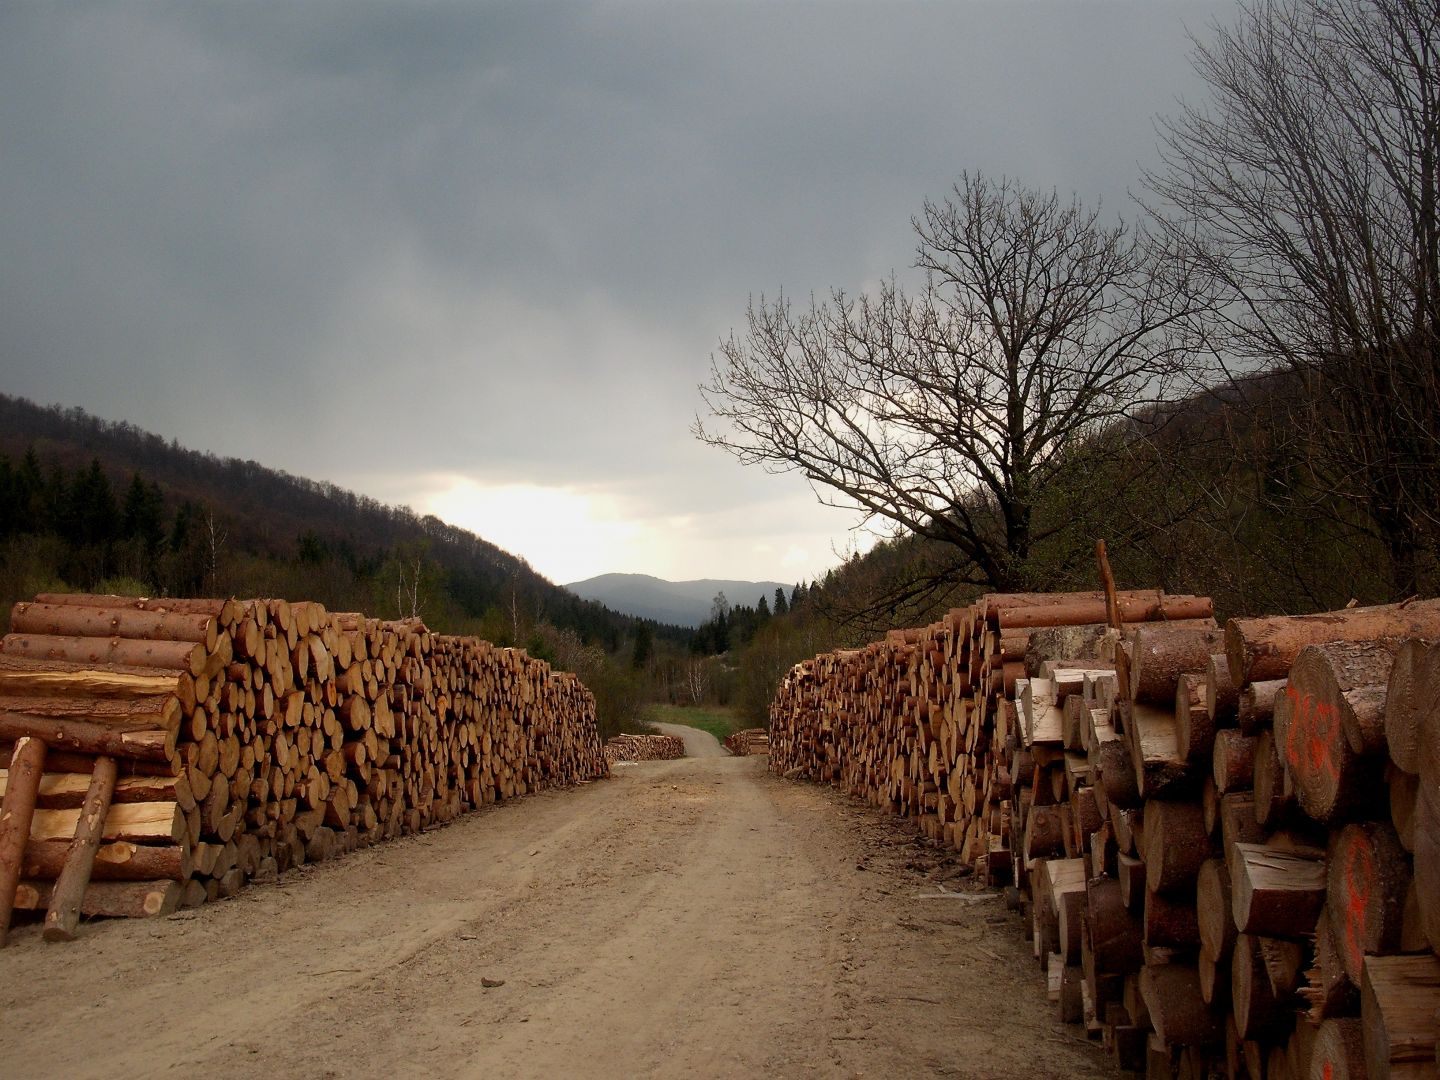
[1343,831,1374,977]
[1324,1061,1334,1080]
[1285,684,1340,784]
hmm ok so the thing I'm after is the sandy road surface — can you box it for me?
[1,728,1108,1079]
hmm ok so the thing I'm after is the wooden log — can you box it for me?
[9,602,218,650]
[1231,932,1296,1039]
[1230,842,1327,938]
[12,878,181,918]
[1409,782,1440,960]
[1301,904,1361,1022]
[0,657,181,700]
[29,802,184,844]
[990,592,1213,628]
[1144,799,1213,894]
[1141,962,1222,1046]
[1127,702,1193,799]
[1197,858,1236,963]
[1206,653,1238,726]
[1129,624,1223,705]
[1237,678,1286,735]
[0,694,180,733]
[1326,822,1412,988]
[1361,953,1440,1080]
[1253,729,1295,829]
[0,633,209,676]
[1212,730,1258,794]
[1225,599,1440,685]
[0,735,46,945]
[1384,639,1440,775]
[1311,1018,1367,1080]
[1287,640,1400,757]
[0,711,172,763]
[43,755,117,942]
[21,839,190,882]
[1144,887,1202,950]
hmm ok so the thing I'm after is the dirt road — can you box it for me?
[1,728,1109,1079]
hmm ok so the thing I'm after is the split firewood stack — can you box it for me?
[773,592,1440,1078]
[602,732,685,763]
[0,592,607,945]
[723,728,770,756]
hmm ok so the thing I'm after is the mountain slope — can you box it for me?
[0,394,687,645]
[566,572,791,627]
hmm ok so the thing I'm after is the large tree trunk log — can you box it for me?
[1129,624,1223,705]
[1141,962,1222,1046]
[12,878,181,918]
[1384,639,1440,775]
[1225,599,1440,685]
[0,633,210,676]
[992,593,1214,629]
[22,839,190,882]
[9,602,219,650]
[1276,678,1387,826]
[1326,822,1412,988]
[0,657,181,700]
[29,802,184,844]
[43,755,117,942]
[1287,640,1401,757]
[0,694,180,732]
[1229,842,1327,938]
[1212,730,1258,794]
[1144,798,1213,894]
[0,735,46,945]
[0,711,173,763]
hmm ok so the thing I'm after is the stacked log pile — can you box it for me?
[603,732,685,763]
[724,728,770,756]
[0,592,607,943]
[772,593,1440,1078]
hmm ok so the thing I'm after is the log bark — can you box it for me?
[0,657,181,700]
[0,735,45,945]
[0,694,180,732]
[1225,599,1440,685]
[21,839,191,882]
[0,711,172,762]
[991,593,1213,629]
[1,633,209,675]
[9,602,218,650]
[43,755,117,942]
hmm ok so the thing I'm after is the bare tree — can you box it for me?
[1148,0,1440,594]
[684,657,711,705]
[697,172,1200,593]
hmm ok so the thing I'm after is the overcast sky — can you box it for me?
[0,1,1231,585]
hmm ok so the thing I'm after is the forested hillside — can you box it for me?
[0,392,685,657]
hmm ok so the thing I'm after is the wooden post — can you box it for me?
[0,735,47,944]
[42,755,117,942]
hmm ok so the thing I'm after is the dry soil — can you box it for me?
[0,722,1110,1079]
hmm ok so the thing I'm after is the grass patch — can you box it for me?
[643,703,746,743]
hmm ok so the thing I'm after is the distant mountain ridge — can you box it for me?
[565,573,791,628]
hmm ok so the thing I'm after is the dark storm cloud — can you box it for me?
[0,1,1232,574]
